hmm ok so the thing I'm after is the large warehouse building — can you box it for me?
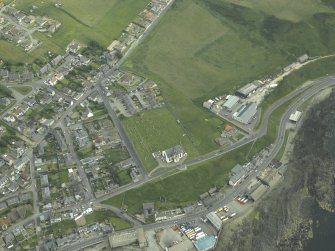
[236,83,258,98]
[233,102,257,124]
[222,95,239,111]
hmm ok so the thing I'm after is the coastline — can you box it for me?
[215,86,335,251]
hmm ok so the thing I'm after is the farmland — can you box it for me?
[1,0,150,64]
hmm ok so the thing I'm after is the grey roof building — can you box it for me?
[229,164,247,187]
[51,55,63,66]
[40,174,49,187]
[143,202,155,219]
[233,102,257,124]
[8,73,20,82]
[162,145,187,164]
[0,69,8,78]
[298,54,309,63]
[19,193,32,202]
[6,196,19,206]
[236,83,258,98]
[222,95,239,111]
[21,71,34,81]
[0,201,8,211]
[206,212,222,231]
[42,187,51,200]
[248,184,268,201]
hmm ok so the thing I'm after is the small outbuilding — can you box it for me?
[289,110,302,123]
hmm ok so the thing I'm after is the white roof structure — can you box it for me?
[289,111,302,122]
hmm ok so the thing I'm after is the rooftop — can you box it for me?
[194,235,217,251]
[163,145,185,158]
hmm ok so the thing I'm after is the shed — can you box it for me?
[289,110,302,123]
[206,212,222,231]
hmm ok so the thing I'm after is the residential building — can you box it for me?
[162,145,187,163]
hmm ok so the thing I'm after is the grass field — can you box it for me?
[225,0,334,22]
[12,86,33,95]
[123,108,201,172]
[122,0,335,167]
[2,0,150,64]
[85,209,132,230]
[104,55,335,213]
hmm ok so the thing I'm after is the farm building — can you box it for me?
[233,103,257,124]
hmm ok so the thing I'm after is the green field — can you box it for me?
[2,0,150,64]
[123,108,204,172]
[12,86,33,95]
[105,55,335,214]
[225,0,334,22]
[122,0,335,167]
[85,209,132,231]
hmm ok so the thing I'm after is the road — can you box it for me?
[94,203,142,227]
[97,84,148,179]
[60,120,94,200]
[58,235,108,251]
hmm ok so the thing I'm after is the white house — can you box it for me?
[162,145,187,163]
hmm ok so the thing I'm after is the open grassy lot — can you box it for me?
[122,0,335,165]
[12,86,32,95]
[85,209,132,230]
[2,0,150,64]
[123,108,202,172]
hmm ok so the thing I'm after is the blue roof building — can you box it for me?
[194,235,217,251]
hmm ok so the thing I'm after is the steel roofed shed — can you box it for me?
[236,83,258,98]
[233,102,257,124]
[206,212,222,231]
[222,95,239,111]
[289,110,302,123]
